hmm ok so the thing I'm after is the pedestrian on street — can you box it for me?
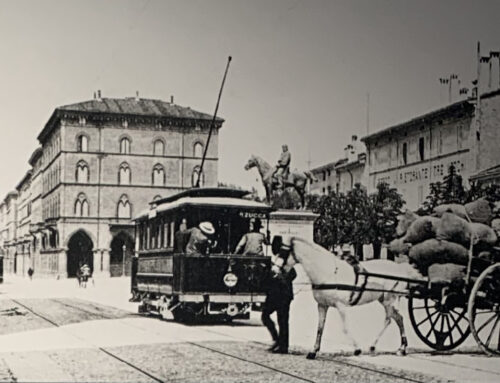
[27,267,34,281]
[261,263,297,354]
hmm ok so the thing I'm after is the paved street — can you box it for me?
[0,274,498,382]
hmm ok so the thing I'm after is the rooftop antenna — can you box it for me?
[366,92,370,135]
[195,56,232,188]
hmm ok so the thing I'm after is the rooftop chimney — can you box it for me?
[479,56,490,95]
[490,51,500,91]
[97,90,102,101]
[93,91,96,100]
[135,91,140,101]
[170,95,174,104]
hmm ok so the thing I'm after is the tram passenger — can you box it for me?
[179,218,188,232]
[235,218,268,256]
[185,222,216,255]
[262,261,296,354]
[174,219,190,253]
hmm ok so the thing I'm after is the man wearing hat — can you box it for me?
[262,261,296,354]
[235,218,269,256]
[185,222,216,255]
[274,144,291,190]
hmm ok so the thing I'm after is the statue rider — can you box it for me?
[274,144,291,190]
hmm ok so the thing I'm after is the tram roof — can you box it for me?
[135,188,272,220]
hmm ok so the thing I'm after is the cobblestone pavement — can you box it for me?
[0,276,498,382]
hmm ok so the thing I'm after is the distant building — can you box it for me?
[362,90,500,210]
[310,135,366,195]
[0,94,223,278]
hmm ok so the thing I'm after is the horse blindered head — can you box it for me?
[244,155,257,170]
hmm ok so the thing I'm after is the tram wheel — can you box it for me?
[408,295,470,351]
[468,263,500,356]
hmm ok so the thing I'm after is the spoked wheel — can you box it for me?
[467,263,500,355]
[408,295,470,351]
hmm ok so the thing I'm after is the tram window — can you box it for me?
[146,226,151,249]
[170,221,175,247]
[158,221,163,248]
[156,224,161,248]
[138,225,142,249]
[164,221,170,248]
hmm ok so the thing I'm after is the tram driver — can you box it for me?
[235,218,269,256]
[185,221,217,255]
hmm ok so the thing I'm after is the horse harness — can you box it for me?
[311,260,369,306]
[274,238,408,307]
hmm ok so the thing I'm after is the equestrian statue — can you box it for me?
[244,145,316,208]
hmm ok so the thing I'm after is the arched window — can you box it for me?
[77,135,88,152]
[193,142,203,158]
[120,137,131,154]
[74,193,89,217]
[153,139,165,156]
[76,160,89,183]
[118,162,131,185]
[152,164,165,186]
[191,166,204,187]
[117,195,132,219]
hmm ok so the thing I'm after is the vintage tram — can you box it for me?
[131,187,273,322]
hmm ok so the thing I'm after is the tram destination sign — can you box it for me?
[239,211,268,219]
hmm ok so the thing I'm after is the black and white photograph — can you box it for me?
[0,1,499,382]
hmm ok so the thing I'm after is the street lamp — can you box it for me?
[122,244,126,277]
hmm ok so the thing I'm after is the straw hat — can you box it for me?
[199,222,215,235]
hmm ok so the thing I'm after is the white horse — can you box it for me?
[272,236,423,359]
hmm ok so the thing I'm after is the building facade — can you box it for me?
[310,135,366,195]
[0,95,223,278]
[361,90,500,210]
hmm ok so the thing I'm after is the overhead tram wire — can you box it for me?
[195,56,232,188]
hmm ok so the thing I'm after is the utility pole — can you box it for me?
[122,244,126,277]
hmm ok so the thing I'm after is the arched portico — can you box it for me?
[109,232,134,277]
[67,230,94,278]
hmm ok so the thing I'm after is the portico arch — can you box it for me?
[109,231,134,277]
[66,230,94,278]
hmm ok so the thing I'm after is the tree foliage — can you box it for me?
[310,182,405,257]
[418,164,500,215]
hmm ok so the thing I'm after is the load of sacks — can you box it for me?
[389,198,498,282]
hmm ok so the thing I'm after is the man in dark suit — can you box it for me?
[261,265,297,354]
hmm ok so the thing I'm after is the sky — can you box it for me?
[1,0,500,198]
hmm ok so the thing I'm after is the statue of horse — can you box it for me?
[244,155,316,208]
[272,236,423,359]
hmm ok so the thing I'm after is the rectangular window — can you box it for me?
[418,185,424,205]
[419,137,425,161]
[402,143,408,165]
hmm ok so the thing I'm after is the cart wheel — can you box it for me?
[408,295,470,351]
[467,263,500,356]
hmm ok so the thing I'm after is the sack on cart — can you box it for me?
[409,238,469,274]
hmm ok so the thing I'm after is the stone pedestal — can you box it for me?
[268,210,318,242]
[268,210,318,284]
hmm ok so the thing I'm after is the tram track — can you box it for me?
[10,297,437,383]
[10,299,166,383]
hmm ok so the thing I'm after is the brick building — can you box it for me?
[0,94,223,278]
